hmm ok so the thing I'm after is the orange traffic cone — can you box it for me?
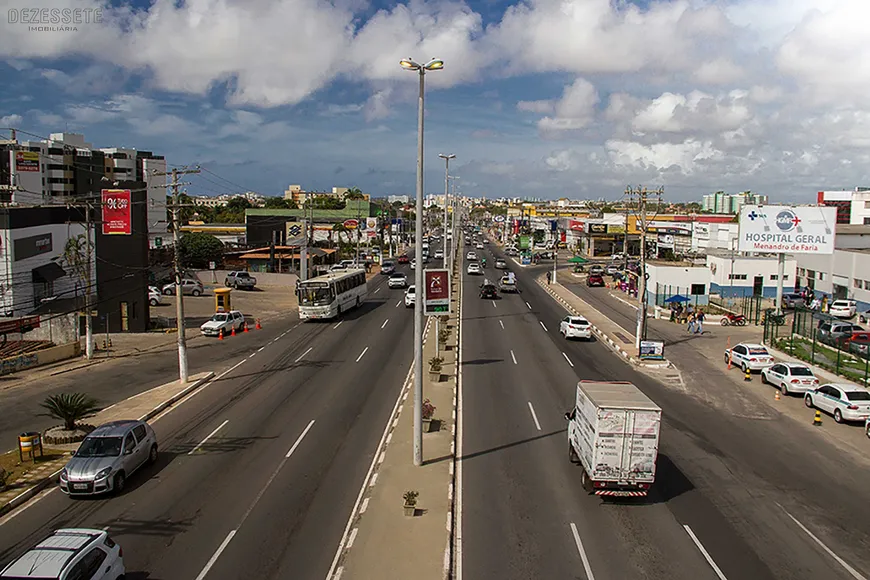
[774,390,781,401]
[255,318,262,330]
[231,326,236,337]
[219,328,224,340]
[243,323,249,333]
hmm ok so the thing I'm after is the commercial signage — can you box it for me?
[365,217,377,231]
[639,340,664,360]
[648,220,691,234]
[14,233,52,261]
[493,215,505,223]
[518,235,531,250]
[343,219,359,230]
[101,189,132,235]
[568,220,585,232]
[657,234,675,248]
[588,223,607,234]
[15,151,39,172]
[0,315,40,335]
[694,223,710,236]
[549,220,558,233]
[609,225,625,234]
[738,205,836,255]
[423,268,451,315]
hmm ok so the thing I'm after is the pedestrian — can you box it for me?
[687,312,696,333]
[695,310,705,334]
[546,271,551,284]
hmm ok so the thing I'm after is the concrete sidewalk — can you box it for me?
[332,265,460,580]
[0,371,214,518]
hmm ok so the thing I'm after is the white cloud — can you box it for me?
[693,57,745,85]
[0,114,22,126]
[517,100,553,114]
[521,78,599,136]
[631,91,752,135]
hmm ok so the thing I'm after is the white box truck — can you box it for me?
[565,380,662,497]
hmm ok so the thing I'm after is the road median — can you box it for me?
[0,371,214,518]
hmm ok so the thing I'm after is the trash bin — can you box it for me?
[655,306,662,320]
[18,431,43,462]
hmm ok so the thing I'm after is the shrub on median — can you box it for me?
[39,393,101,431]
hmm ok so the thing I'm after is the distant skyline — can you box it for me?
[2,0,868,202]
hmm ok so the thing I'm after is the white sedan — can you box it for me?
[467,262,482,275]
[434,250,444,259]
[829,299,857,318]
[466,251,478,261]
[388,273,408,288]
[560,316,592,340]
[761,363,819,395]
[804,383,870,424]
[405,286,416,308]
[724,342,775,373]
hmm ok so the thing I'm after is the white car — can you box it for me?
[804,383,870,424]
[724,342,775,373]
[149,287,162,307]
[476,243,484,250]
[467,262,482,275]
[560,316,592,340]
[829,299,857,318]
[466,251,478,261]
[200,310,246,337]
[388,272,408,288]
[0,528,125,580]
[866,418,870,439]
[405,286,416,308]
[761,363,819,395]
[410,259,416,270]
[434,250,444,259]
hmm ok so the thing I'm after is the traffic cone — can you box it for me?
[231,326,236,337]
[775,390,781,401]
[813,410,822,426]
[219,328,224,340]
[256,318,262,330]
[744,368,751,381]
[243,322,249,333]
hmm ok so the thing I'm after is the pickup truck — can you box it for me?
[566,380,662,497]
[225,271,257,290]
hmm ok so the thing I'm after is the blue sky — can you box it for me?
[2,0,869,202]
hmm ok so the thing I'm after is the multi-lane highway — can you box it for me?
[458,239,870,580]
[0,260,420,579]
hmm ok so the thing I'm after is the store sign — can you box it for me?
[609,225,625,234]
[343,219,359,230]
[588,223,608,234]
[423,268,451,315]
[14,233,52,261]
[648,220,692,234]
[518,235,531,250]
[738,205,835,255]
[569,220,585,232]
[102,189,132,235]
[657,234,675,248]
[15,151,39,172]
[365,217,377,231]
[639,340,665,360]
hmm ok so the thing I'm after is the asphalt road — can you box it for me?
[459,241,870,580]
[0,265,417,580]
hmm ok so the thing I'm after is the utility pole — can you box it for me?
[84,202,94,359]
[625,186,663,353]
[156,166,200,383]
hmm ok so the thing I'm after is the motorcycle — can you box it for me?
[720,313,747,326]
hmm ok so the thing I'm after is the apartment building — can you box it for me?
[701,191,768,214]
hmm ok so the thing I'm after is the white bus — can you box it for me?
[297,269,367,320]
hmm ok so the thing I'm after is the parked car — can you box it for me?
[388,272,408,289]
[817,321,864,346]
[330,263,347,271]
[849,332,870,358]
[405,286,416,308]
[225,271,257,290]
[162,278,203,296]
[495,259,507,269]
[59,420,158,496]
[829,299,857,318]
[0,529,125,579]
[148,287,162,307]
[200,310,246,337]
[587,274,605,287]
[761,363,819,395]
[805,383,870,424]
[467,262,482,275]
[724,342,775,373]
[781,293,806,309]
[560,316,592,340]
[381,261,396,275]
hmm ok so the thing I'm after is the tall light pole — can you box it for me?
[439,154,455,270]
[401,57,444,467]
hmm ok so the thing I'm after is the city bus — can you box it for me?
[297,269,367,320]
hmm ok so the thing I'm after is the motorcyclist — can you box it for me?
[482,257,487,268]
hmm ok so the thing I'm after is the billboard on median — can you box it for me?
[738,205,836,255]
[423,268,451,316]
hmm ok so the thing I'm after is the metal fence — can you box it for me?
[763,307,870,386]
[710,294,765,324]
[653,284,705,308]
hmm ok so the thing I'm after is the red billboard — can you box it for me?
[102,189,132,235]
[423,269,451,315]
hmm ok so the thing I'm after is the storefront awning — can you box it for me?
[32,262,66,284]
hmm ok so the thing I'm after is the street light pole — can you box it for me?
[439,154,455,270]
[401,57,444,467]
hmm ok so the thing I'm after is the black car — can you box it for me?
[480,282,498,299]
[587,274,605,287]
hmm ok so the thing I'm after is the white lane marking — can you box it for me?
[247,352,256,359]
[539,321,547,332]
[359,497,370,514]
[214,360,245,380]
[286,420,316,458]
[346,527,359,549]
[374,287,380,294]
[780,508,867,580]
[333,320,343,330]
[194,530,237,580]
[562,352,575,368]
[188,419,229,455]
[683,525,728,580]
[510,350,517,365]
[257,346,265,353]
[492,301,497,308]
[381,319,389,329]
[527,402,542,431]
[526,301,532,309]
[356,347,369,363]
[455,251,466,580]
[396,300,401,308]
[295,347,313,363]
[499,320,504,330]
[570,523,596,580]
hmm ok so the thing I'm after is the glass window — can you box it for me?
[846,391,870,401]
[298,284,334,306]
[77,436,122,457]
[124,433,137,452]
[133,425,147,442]
[790,367,813,376]
[854,279,862,289]
[690,284,705,295]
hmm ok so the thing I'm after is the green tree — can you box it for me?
[305,195,345,210]
[167,193,197,227]
[533,230,545,244]
[40,393,101,431]
[179,232,224,268]
[226,196,252,212]
[264,197,297,209]
[61,234,89,294]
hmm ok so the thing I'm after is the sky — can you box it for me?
[1,0,869,202]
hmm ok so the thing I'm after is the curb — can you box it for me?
[445,257,462,580]
[0,372,215,520]
[536,276,671,368]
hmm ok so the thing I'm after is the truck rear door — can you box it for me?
[620,410,660,483]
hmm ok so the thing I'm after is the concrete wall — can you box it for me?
[23,312,79,344]
[0,341,80,376]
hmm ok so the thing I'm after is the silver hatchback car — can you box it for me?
[60,420,158,496]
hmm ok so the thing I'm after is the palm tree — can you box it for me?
[40,393,101,431]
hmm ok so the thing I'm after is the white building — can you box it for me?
[645,262,711,307]
[706,252,796,298]
[388,195,410,205]
[692,222,738,252]
[818,188,870,225]
[793,224,870,306]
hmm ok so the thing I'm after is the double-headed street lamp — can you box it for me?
[400,57,444,467]
[439,153,455,271]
